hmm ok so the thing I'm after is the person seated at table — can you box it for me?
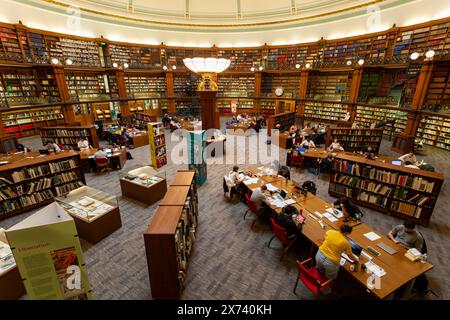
[46,142,61,153]
[310,129,320,145]
[299,136,316,149]
[16,143,31,153]
[303,122,314,136]
[328,138,344,152]
[404,161,420,169]
[228,165,244,185]
[77,137,90,151]
[398,152,418,165]
[237,114,244,122]
[387,221,423,250]
[250,184,268,209]
[289,123,297,135]
[277,205,302,238]
[319,153,334,173]
[315,223,358,280]
[333,197,363,221]
[94,147,108,159]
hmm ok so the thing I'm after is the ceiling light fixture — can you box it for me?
[65,59,73,65]
[172,65,177,70]
[112,62,118,68]
[163,65,168,70]
[295,64,301,69]
[51,58,59,65]
[123,63,129,68]
[183,58,231,91]
[358,59,365,65]
[410,52,419,60]
[305,63,311,69]
[250,67,255,72]
[346,60,352,66]
[259,66,263,71]
[425,50,435,58]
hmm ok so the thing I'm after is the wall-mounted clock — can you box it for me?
[275,87,284,97]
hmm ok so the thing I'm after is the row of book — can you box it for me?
[49,159,78,174]
[11,165,50,183]
[329,183,353,198]
[54,181,84,197]
[357,191,388,208]
[41,129,92,137]
[391,201,422,219]
[17,190,54,207]
[393,189,431,206]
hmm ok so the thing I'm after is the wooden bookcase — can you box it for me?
[217,74,254,98]
[1,106,65,138]
[148,122,167,168]
[39,125,99,150]
[417,115,450,150]
[354,105,408,137]
[93,102,112,122]
[306,71,353,101]
[132,112,157,128]
[329,154,444,226]
[144,170,198,299]
[124,73,166,98]
[303,101,350,124]
[326,127,384,153]
[267,111,295,136]
[0,151,85,220]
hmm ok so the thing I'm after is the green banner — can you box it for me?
[6,203,92,300]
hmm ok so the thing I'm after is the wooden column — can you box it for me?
[348,66,363,123]
[53,66,76,123]
[166,71,176,115]
[199,91,219,132]
[0,111,5,137]
[253,71,262,114]
[392,61,434,153]
[116,69,130,116]
[297,70,309,117]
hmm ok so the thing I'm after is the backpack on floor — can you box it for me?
[301,181,317,195]
[126,151,133,160]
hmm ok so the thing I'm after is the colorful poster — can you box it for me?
[187,130,207,186]
[6,202,92,300]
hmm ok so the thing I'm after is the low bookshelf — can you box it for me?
[329,154,444,226]
[40,125,100,150]
[326,127,384,153]
[0,151,85,220]
[267,111,295,136]
[143,170,198,299]
[133,112,157,128]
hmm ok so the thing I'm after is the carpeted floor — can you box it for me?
[1,130,449,300]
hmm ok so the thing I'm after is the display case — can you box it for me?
[119,165,167,205]
[0,239,26,300]
[55,186,121,244]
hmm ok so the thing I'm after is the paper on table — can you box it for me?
[257,166,264,170]
[364,232,381,241]
[269,199,286,208]
[284,199,296,205]
[327,215,338,222]
[340,257,347,266]
[243,178,258,185]
[326,207,344,218]
[365,261,386,277]
[266,184,279,192]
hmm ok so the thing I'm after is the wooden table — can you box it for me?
[242,166,433,299]
[128,133,149,148]
[228,123,253,136]
[79,148,127,173]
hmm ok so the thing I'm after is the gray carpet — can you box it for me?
[1,131,449,300]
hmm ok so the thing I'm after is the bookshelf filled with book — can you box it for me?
[40,125,100,150]
[267,111,296,136]
[148,122,167,168]
[93,102,112,122]
[354,105,408,137]
[175,99,201,117]
[0,151,86,220]
[0,26,22,62]
[326,127,384,153]
[124,74,166,98]
[217,48,262,71]
[217,98,253,111]
[1,106,65,138]
[329,154,444,226]
[163,48,213,70]
[417,115,450,150]
[303,101,350,124]
[109,44,161,69]
[265,46,307,70]
[133,112,156,128]
[423,62,450,113]
[65,72,110,102]
[306,72,353,101]
[144,170,198,299]
[173,73,200,97]
[217,74,254,97]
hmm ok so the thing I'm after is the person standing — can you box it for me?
[315,224,358,280]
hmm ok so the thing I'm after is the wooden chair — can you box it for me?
[95,157,111,174]
[293,258,334,299]
[244,193,263,229]
[268,217,297,261]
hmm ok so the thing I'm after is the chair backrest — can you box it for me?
[95,157,109,165]
[297,260,322,292]
[245,193,258,214]
[270,217,290,245]
[419,231,427,254]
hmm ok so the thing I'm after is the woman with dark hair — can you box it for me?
[277,205,302,238]
[333,197,363,221]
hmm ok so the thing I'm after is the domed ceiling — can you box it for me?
[1,0,448,45]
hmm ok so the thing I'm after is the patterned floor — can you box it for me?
[1,131,449,300]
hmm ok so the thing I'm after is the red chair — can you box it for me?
[290,154,304,168]
[95,157,111,174]
[244,193,263,229]
[293,258,334,299]
[268,217,297,261]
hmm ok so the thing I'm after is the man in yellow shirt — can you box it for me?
[315,224,358,280]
